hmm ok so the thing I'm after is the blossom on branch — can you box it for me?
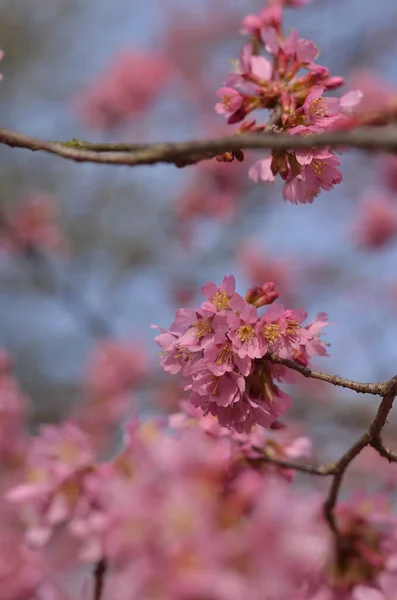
[214,1,365,204]
[154,275,328,432]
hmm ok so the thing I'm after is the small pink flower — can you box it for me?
[248,156,276,183]
[299,87,340,128]
[352,194,397,249]
[283,151,342,204]
[190,370,245,408]
[262,29,319,64]
[256,303,287,356]
[178,310,228,351]
[7,422,96,547]
[249,55,273,82]
[202,340,252,376]
[75,51,172,131]
[215,87,244,117]
[228,303,261,359]
[201,275,243,313]
[240,5,282,36]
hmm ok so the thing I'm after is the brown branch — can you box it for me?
[251,367,397,544]
[267,353,384,395]
[93,558,107,600]
[1,125,397,168]
[322,377,397,540]
[371,437,397,462]
[250,447,336,475]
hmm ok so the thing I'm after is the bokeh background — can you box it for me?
[1,0,397,487]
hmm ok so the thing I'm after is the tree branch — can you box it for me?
[93,558,107,600]
[267,353,384,395]
[1,125,397,168]
[250,449,335,476]
[322,377,397,540]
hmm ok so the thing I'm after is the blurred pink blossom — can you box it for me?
[0,194,68,256]
[352,193,397,249]
[239,242,294,297]
[75,51,172,131]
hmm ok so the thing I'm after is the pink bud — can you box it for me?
[323,76,345,90]
[245,282,279,307]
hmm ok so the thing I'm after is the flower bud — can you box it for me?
[245,282,279,307]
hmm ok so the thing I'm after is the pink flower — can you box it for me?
[0,349,28,464]
[202,340,252,376]
[227,303,261,358]
[178,309,229,351]
[248,155,276,183]
[7,423,95,547]
[153,328,193,375]
[352,193,397,249]
[201,275,243,313]
[299,87,340,128]
[249,55,273,82]
[75,51,172,131]
[0,194,68,256]
[256,303,287,356]
[215,87,244,117]
[84,338,147,399]
[239,243,293,297]
[283,151,342,204]
[262,29,319,64]
[190,370,245,408]
[0,527,45,600]
[240,5,283,36]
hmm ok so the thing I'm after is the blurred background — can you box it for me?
[1,0,397,489]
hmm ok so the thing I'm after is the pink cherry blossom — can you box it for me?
[215,87,244,117]
[227,303,261,359]
[352,193,397,249]
[240,5,283,36]
[7,422,96,547]
[75,51,172,131]
[299,87,340,128]
[201,274,243,313]
[0,194,69,256]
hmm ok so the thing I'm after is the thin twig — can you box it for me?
[1,125,397,168]
[250,448,335,475]
[93,558,107,600]
[322,377,397,539]
[371,437,397,462]
[267,353,384,395]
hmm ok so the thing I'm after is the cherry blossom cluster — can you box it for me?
[154,275,328,432]
[3,410,324,600]
[6,401,397,600]
[214,0,363,203]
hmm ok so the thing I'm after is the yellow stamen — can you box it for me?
[192,318,211,339]
[262,323,281,344]
[287,319,300,336]
[222,94,232,109]
[212,289,229,311]
[237,324,254,343]
[217,345,233,365]
[311,159,326,176]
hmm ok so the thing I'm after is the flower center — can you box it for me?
[212,290,229,311]
[222,94,232,109]
[310,97,326,117]
[311,159,326,176]
[237,324,255,343]
[286,319,300,336]
[192,318,212,339]
[217,345,233,365]
[262,323,281,343]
